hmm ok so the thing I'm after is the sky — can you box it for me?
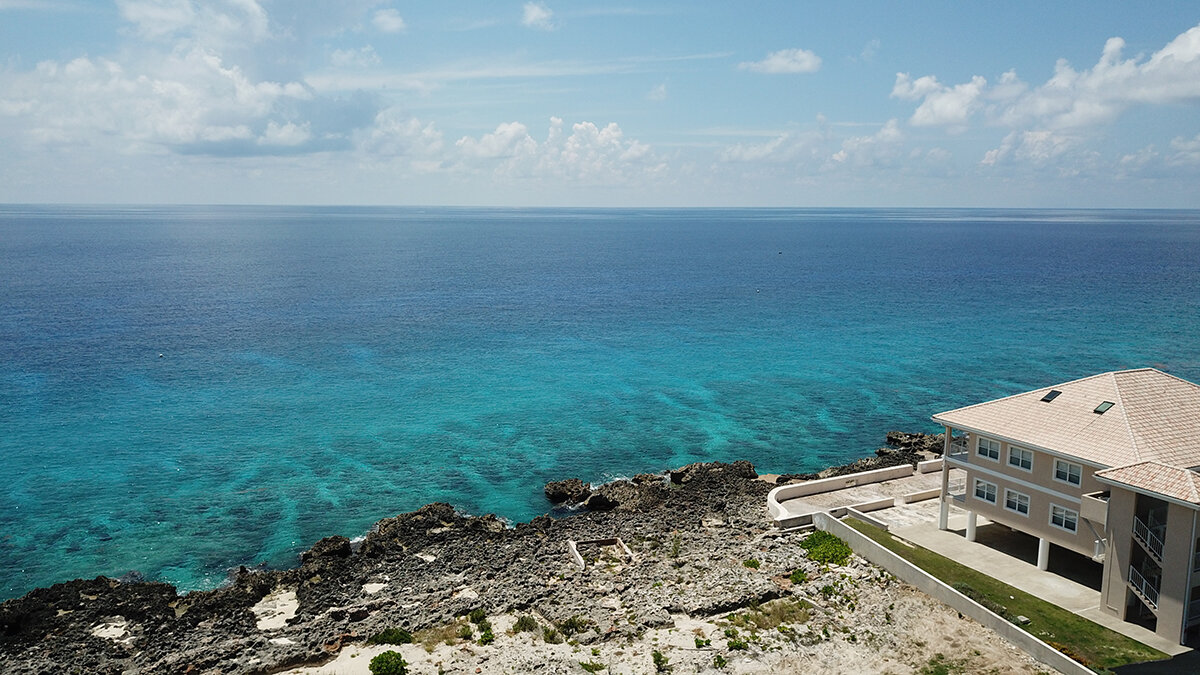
[1,1,1199,207]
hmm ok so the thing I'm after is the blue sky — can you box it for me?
[1,1,1199,206]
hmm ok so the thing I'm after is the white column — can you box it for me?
[938,460,951,531]
[1037,537,1050,571]
[966,511,977,542]
[938,425,952,531]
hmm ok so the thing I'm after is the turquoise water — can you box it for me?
[2,206,1199,599]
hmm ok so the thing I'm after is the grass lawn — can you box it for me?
[844,518,1169,672]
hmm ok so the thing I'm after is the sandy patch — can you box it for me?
[252,588,298,631]
[361,582,387,595]
[90,616,132,644]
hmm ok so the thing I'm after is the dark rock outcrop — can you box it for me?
[544,478,591,505]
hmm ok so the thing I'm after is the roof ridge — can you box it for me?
[1109,371,1143,463]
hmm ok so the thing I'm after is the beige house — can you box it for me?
[933,368,1200,645]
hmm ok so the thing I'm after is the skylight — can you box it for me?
[1040,390,1062,402]
[1094,401,1115,414]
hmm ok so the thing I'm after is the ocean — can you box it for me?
[2,206,1199,601]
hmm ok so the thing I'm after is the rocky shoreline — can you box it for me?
[0,432,1047,674]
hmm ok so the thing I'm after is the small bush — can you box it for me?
[579,661,606,673]
[727,638,748,651]
[514,615,538,632]
[543,627,563,644]
[788,569,807,584]
[652,650,670,672]
[478,627,495,646]
[456,624,473,640]
[743,558,760,569]
[713,653,728,669]
[670,532,682,558]
[367,627,413,645]
[694,636,711,648]
[468,608,487,624]
[557,615,592,637]
[799,531,852,566]
[369,650,408,675]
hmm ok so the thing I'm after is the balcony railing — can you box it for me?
[1133,515,1165,561]
[946,439,969,464]
[1129,566,1160,610]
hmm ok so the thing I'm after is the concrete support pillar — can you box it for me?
[938,425,952,531]
[938,460,951,531]
[966,511,977,542]
[1037,538,1050,571]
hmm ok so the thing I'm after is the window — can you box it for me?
[1094,401,1114,414]
[1054,459,1082,486]
[974,479,998,504]
[1050,504,1078,532]
[1041,390,1062,402]
[976,437,1001,461]
[1005,489,1030,515]
[1008,446,1033,471]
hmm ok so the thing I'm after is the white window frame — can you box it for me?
[1004,489,1030,516]
[973,478,998,504]
[1053,459,1082,487]
[976,436,1001,462]
[1007,445,1033,472]
[1050,504,1078,533]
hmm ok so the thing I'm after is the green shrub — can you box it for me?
[788,569,807,584]
[799,531,852,566]
[514,615,538,632]
[456,624,474,640]
[468,608,487,624]
[478,627,495,646]
[543,627,563,644]
[742,558,760,569]
[652,650,670,672]
[579,661,606,673]
[713,653,728,669]
[369,650,408,675]
[670,532,682,558]
[367,627,414,645]
[694,636,711,648]
[727,638,748,651]
[557,615,591,637]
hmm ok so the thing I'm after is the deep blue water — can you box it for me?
[2,206,1199,600]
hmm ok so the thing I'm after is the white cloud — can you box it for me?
[859,39,880,62]
[456,121,538,158]
[739,48,821,74]
[720,132,824,163]
[372,8,405,33]
[522,2,555,30]
[981,130,1076,166]
[116,0,270,46]
[453,117,662,184]
[0,49,313,152]
[647,83,667,102]
[892,73,986,129]
[830,119,903,165]
[357,108,443,158]
[898,23,1200,133]
[258,120,311,146]
[331,45,380,68]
